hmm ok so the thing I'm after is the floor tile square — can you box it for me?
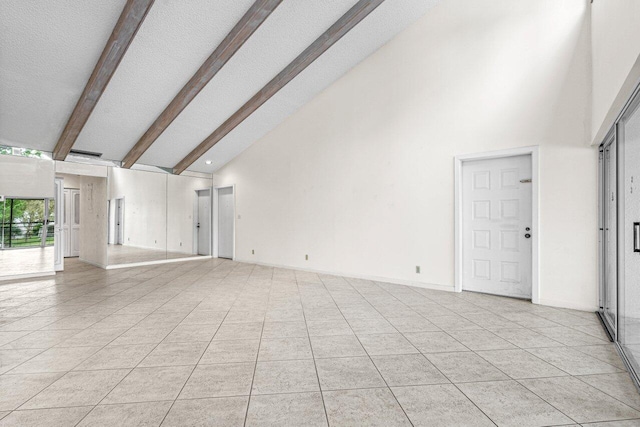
[316,356,385,390]
[74,344,155,370]
[261,321,308,339]
[55,327,128,348]
[9,346,100,373]
[110,327,173,346]
[138,341,207,367]
[21,369,129,409]
[77,401,172,427]
[310,334,366,358]
[252,359,319,394]
[246,392,327,427]
[520,376,640,423]
[357,333,419,356]
[1,330,82,350]
[491,328,565,348]
[574,345,627,370]
[161,396,248,426]
[447,329,516,351]
[385,316,441,333]
[324,388,411,426]
[0,407,92,427]
[214,322,263,340]
[306,320,353,337]
[347,318,397,335]
[258,337,312,361]
[163,324,218,343]
[371,354,449,386]
[200,339,259,364]
[179,362,254,399]
[425,351,509,383]
[392,384,495,426]
[102,366,193,404]
[0,373,63,411]
[458,380,573,426]
[579,373,640,411]
[477,348,568,379]
[404,332,467,353]
[527,347,623,375]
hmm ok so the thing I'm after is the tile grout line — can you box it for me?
[295,273,330,427]
[242,263,269,427]
[73,259,230,427]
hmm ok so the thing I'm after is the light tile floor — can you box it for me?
[0,258,638,426]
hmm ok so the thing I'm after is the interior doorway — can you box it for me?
[455,147,539,301]
[214,186,234,260]
[196,189,211,255]
[63,189,80,258]
[109,198,124,246]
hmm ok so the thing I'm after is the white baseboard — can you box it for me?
[0,271,55,282]
[79,258,108,269]
[234,258,455,293]
[538,297,598,313]
[104,255,212,270]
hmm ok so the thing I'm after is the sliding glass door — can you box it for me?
[618,91,640,381]
[600,84,640,387]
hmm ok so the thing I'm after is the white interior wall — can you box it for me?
[591,0,640,144]
[166,174,212,254]
[0,155,54,198]
[79,175,107,267]
[214,0,598,310]
[108,167,167,251]
[57,173,81,189]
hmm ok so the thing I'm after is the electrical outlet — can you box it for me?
[180,242,182,246]
[305,254,309,261]
[252,249,254,255]
[416,266,421,274]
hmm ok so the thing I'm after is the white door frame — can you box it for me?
[193,188,213,255]
[454,146,540,304]
[212,185,235,260]
[54,178,64,271]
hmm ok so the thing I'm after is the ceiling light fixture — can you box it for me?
[205,160,212,165]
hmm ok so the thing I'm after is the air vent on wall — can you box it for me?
[69,149,103,158]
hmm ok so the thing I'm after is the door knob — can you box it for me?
[525,233,531,239]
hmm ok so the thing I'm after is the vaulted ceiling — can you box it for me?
[0,0,442,173]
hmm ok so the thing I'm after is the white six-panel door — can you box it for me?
[63,189,80,258]
[462,155,533,298]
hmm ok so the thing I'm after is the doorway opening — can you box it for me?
[455,147,539,302]
[63,188,80,257]
[108,198,124,246]
[195,189,211,256]
[213,185,234,260]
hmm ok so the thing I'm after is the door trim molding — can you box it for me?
[454,146,540,304]
[212,184,235,260]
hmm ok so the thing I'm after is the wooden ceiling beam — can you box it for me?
[121,0,283,168]
[52,0,155,161]
[173,0,385,174]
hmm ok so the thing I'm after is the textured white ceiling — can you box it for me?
[0,0,126,150]
[0,0,442,172]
